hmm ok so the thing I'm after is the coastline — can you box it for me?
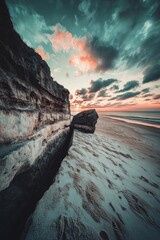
[98,115,160,137]
[107,116,160,130]
[24,115,160,240]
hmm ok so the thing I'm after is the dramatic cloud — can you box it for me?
[35,45,50,60]
[49,26,118,73]
[143,65,160,83]
[111,91,141,101]
[118,91,141,100]
[76,88,87,95]
[85,37,118,72]
[70,37,118,73]
[7,0,160,111]
[118,80,139,92]
[70,54,98,73]
[49,26,87,52]
[7,2,51,47]
[89,79,117,93]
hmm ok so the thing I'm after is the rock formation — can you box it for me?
[0,1,73,239]
[0,0,70,144]
[71,109,99,133]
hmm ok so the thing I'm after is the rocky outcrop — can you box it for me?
[0,0,72,189]
[0,0,70,144]
[0,127,73,240]
[0,1,73,239]
[71,109,99,133]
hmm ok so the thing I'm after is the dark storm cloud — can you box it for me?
[87,37,118,72]
[125,22,160,71]
[7,0,160,97]
[118,80,139,92]
[111,91,141,100]
[143,65,160,83]
[153,3,160,20]
[7,0,82,29]
[118,91,141,100]
[112,1,160,78]
[89,78,117,93]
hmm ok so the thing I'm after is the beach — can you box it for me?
[24,114,160,240]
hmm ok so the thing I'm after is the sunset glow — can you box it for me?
[7,0,160,112]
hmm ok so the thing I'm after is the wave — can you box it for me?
[107,115,160,126]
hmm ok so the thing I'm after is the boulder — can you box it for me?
[71,109,99,133]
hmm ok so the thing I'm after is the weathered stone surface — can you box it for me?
[0,127,74,240]
[0,0,70,143]
[71,109,99,133]
[0,1,73,240]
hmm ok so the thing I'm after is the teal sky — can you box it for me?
[6,0,160,111]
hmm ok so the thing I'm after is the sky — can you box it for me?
[6,0,160,111]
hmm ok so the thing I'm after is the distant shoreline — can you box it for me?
[96,114,160,137]
[107,116,160,130]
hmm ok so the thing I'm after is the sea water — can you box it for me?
[103,111,160,129]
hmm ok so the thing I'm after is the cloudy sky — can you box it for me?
[7,0,160,111]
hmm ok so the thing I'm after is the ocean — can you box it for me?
[99,111,160,129]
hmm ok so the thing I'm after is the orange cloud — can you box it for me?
[69,54,98,72]
[49,26,118,73]
[49,26,87,52]
[35,45,50,60]
[48,26,99,72]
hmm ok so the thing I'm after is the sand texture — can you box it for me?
[24,115,160,240]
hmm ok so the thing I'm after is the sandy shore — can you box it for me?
[97,114,160,164]
[24,117,160,240]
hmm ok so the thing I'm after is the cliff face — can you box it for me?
[0,1,73,239]
[0,0,70,144]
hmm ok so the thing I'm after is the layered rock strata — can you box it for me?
[0,1,73,239]
[0,0,70,144]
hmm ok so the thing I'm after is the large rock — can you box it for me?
[71,109,99,133]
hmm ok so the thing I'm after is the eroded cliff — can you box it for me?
[0,0,70,144]
[0,1,73,239]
